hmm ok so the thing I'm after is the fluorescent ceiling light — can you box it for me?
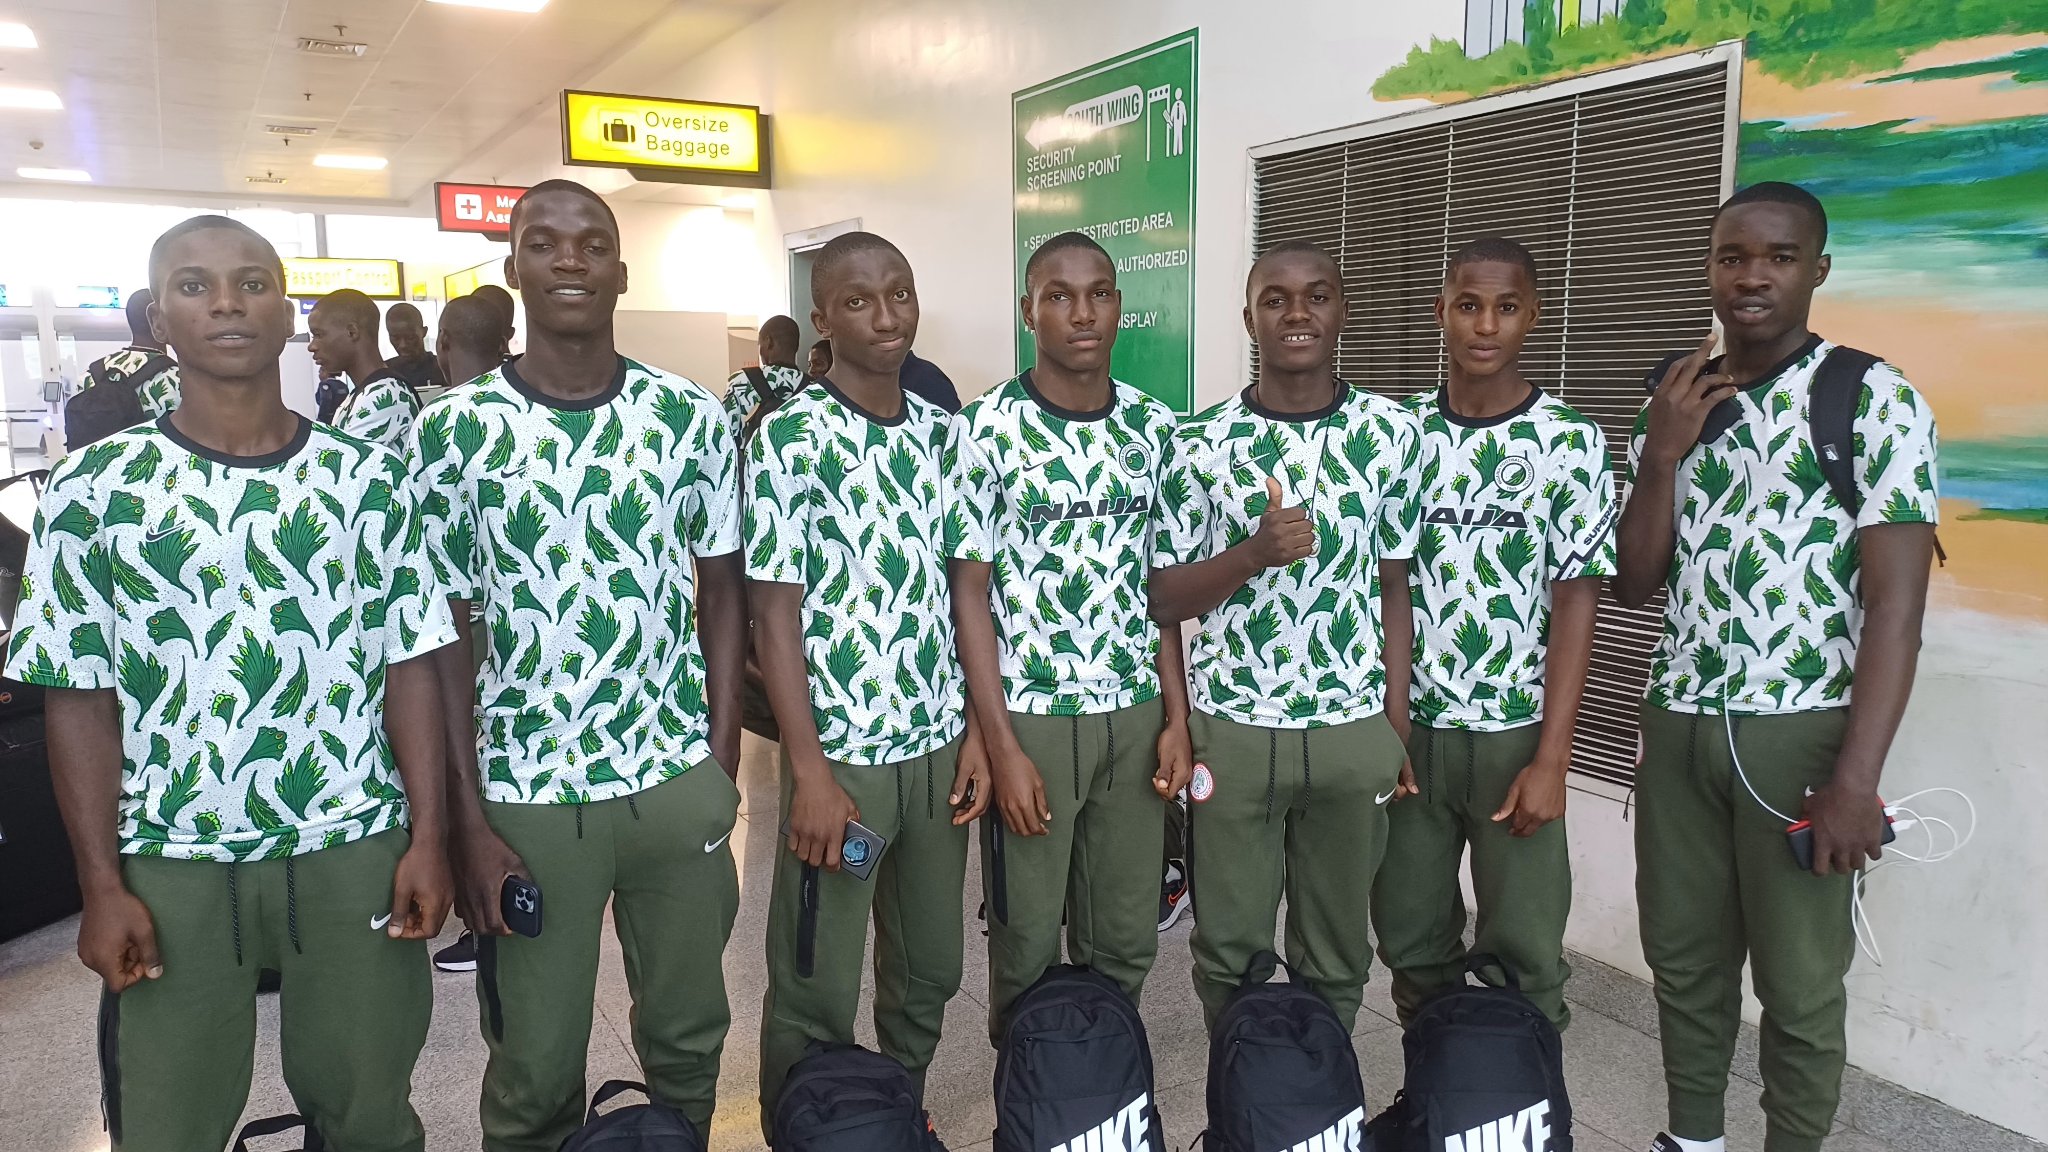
[314,153,387,170]
[17,167,91,182]
[0,86,61,109]
[427,0,550,11]
[0,22,36,49]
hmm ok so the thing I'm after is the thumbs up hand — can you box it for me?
[1248,475,1315,569]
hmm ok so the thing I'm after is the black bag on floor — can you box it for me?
[560,1080,705,1151]
[772,1042,947,1151]
[1204,951,1369,1152]
[231,1113,323,1151]
[994,964,1160,1152]
[1366,955,1570,1152]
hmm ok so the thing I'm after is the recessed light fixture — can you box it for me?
[265,124,319,137]
[18,167,91,182]
[0,86,62,110]
[426,0,550,11]
[0,22,37,49]
[314,153,387,170]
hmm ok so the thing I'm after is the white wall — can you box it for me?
[452,0,2046,1138]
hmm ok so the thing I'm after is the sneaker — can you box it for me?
[1649,1135,1723,1152]
[433,930,478,973]
[1158,860,1191,932]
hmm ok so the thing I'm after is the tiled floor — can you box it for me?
[0,737,2006,1151]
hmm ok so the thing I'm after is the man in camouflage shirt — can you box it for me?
[1617,184,1940,1152]
[8,215,457,1151]
[1152,242,1423,1030]
[1371,238,1615,1031]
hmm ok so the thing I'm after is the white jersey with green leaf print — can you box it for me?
[4,417,458,861]
[412,356,740,805]
[1157,383,1423,729]
[724,364,808,433]
[1624,338,1940,715]
[1405,387,1616,731]
[746,380,966,765]
[947,373,1175,716]
[332,369,420,452]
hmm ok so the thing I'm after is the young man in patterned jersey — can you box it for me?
[1370,237,1614,1031]
[748,231,989,1134]
[1152,241,1424,1030]
[308,288,420,451]
[7,215,457,1151]
[84,289,181,417]
[1615,183,1939,1152]
[411,180,749,1150]
[435,292,510,397]
[724,313,809,439]
[949,231,1192,1037]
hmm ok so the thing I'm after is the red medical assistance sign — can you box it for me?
[435,182,527,236]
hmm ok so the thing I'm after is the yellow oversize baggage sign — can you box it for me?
[561,90,769,187]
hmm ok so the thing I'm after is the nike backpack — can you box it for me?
[1203,951,1370,1152]
[558,1080,706,1151]
[772,1042,948,1152]
[994,964,1161,1152]
[1366,956,1571,1152]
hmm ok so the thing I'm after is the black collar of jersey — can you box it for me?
[1435,381,1544,429]
[157,412,312,469]
[1021,368,1116,423]
[1706,332,1825,396]
[502,353,627,412]
[1241,377,1349,423]
[819,374,909,427]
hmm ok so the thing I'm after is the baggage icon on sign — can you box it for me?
[604,117,637,144]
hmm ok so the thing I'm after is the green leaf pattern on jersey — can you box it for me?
[723,364,809,433]
[1404,390,1616,730]
[411,359,740,804]
[745,385,964,764]
[3,423,456,860]
[947,376,1173,715]
[332,372,421,451]
[1624,343,1939,714]
[96,348,182,418]
[1156,386,1423,728]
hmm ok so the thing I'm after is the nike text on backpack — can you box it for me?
[994,964,1161,1152]
[1204,950,1368,1152]
[1366,955,1571,1152]
[1642,344,1944,564]
[558,1080,706,1151]
[772,1042,947,1151]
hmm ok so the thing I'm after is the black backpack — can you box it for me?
[994,964,1160,1152]
[1366,956,1570,1152]
[772,1042,947,1152]
[65,351,170,450]
[1204,951,1369,1152]
[559,1080,706,1151]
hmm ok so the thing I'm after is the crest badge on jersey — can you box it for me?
[1189,763,1215,803]
[1495,455,1535,495]
[1119,440,1150,477]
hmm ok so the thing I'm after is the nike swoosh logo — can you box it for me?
[704,830,733,853]
[369,912,392,931]
[1375,789,1397,805]
[144,527,178,543]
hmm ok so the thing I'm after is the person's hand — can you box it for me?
[388,842,454,939]
[1385,713,1420,802]
[951,725,993,826]
[787,765,860,869]
[1643,332,1739,468]
[452,822,529,936]
[1155,719,1193,799]
[991,741,1051,837]
[77,886,160,992]
[1802,781,1887,876]
[1246,476,1314,569]
[1493,755,1569,837]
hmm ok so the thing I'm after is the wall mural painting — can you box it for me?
[1378,0,2048,617]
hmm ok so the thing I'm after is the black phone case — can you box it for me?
[501,876,543,938]
[838,820,887,881]
[1787,817,1897,871]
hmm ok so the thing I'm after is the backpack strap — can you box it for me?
[586,1079,651,1123]
[1809,347,1947,565]
[231,1113,323,1152]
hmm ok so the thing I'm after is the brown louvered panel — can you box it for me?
[1250,59,1732,785]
